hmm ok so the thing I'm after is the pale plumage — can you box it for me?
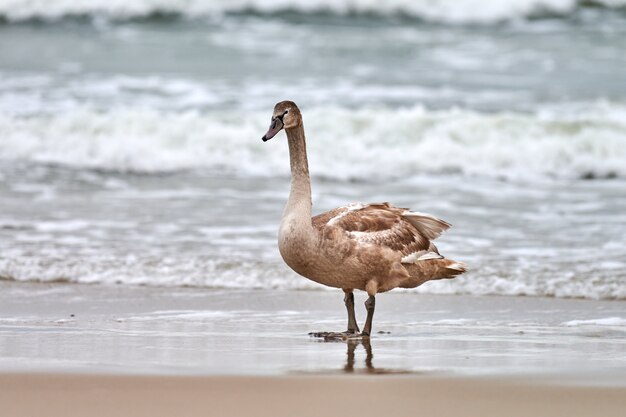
[262,101,466,337]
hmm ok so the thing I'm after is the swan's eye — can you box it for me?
[276,110,288,122]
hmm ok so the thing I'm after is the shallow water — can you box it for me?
[0,283,624,378]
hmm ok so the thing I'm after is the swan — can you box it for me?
[262,101,466,337]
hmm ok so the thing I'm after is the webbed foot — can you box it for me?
[309,331,369,341]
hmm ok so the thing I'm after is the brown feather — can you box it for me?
[313,203,437,259]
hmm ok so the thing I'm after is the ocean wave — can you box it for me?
[0,0,625,24]
[0,74,529,117]
[1,102,626,181]
[1,257,624,300]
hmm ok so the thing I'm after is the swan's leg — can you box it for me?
[344,290,360,334]
[309,291,361,340]
[362,295,376,336]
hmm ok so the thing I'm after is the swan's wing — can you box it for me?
[401,211,451,241]
[312,202,451,263]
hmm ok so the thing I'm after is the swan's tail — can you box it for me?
[442,259,467,278]
[404,258,467,285]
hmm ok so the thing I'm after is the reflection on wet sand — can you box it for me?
[343,339,413,375]
[306,337,416,375]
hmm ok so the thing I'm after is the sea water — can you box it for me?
[1,0,625,299]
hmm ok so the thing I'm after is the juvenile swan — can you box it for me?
[262,101,466,337]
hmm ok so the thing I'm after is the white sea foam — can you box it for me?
[1,252,625,300]
[0,234,626,300]
[1,102,625,181]
[562,317,626,326]
[412,274,626,300]
[0,0,625,24]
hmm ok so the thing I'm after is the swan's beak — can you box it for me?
[262,117,284,142]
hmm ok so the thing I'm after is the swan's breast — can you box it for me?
[278,215,317,275]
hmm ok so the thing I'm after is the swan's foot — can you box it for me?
[309,331,367,341]
[309,291,376,342]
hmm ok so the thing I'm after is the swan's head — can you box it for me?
[262,101,302,142]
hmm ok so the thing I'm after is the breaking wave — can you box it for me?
[1,256,624,300]
[1,102,625,181]
[0,0,625,24]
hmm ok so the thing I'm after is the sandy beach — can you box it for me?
[1,373,625,417]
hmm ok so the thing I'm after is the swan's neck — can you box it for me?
[278,123,318,274]
[283,124,312,222]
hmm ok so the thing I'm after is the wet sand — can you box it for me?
[1,281,625,416]
[1,373,625,417]
[1,282,625,377]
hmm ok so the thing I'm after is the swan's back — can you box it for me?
[312,202,465,289]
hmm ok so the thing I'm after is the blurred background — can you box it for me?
[0,0,625,299]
